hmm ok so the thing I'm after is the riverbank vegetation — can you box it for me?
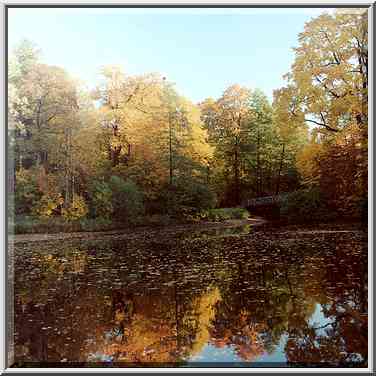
[8,10,368,233]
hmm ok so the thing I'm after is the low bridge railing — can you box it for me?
[242,193,288,208]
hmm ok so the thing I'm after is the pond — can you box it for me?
[10,224,368,367]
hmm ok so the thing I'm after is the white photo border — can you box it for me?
[1,1,374,374]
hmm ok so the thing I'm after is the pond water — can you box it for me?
[11,224,368,367]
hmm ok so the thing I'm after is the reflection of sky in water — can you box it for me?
[188,343,243,362]
[308,303,336,337]
[187,336,288,364]
[187,303,334,364]
[88,352,113,363]
[13,228,367,366]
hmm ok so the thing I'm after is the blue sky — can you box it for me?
[8,8,328,103]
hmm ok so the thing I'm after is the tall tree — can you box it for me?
[275,10,368,134]
[201,85,253,205]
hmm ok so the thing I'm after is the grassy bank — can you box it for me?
[10,207,250,235]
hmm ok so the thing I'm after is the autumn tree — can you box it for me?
[200,85,254,205]
[272,89,308,195]
[276,10,368,134]
[275,10,368,217]
[93,68,214,216]
[9,40,82,214]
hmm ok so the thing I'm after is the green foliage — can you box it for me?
[174,179,217,212]
[14,168,41,215]
[152,179,216,220]
[231,207,250,220]
[280,188,335,223]
[89,180,113,219]
[200,207,249,222]
[109,176,145,223]
[13,215,115,234]
[201,86,307,205]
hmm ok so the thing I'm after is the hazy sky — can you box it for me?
[8,7,329,103]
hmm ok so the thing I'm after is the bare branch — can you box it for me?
[305,118,339,132]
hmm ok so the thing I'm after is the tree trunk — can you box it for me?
[234,137,240,205]
[64,127,73,208]
[111,145,122,167]
[169,112,173,186]
[275,143,285,195]
[256,127,261,196]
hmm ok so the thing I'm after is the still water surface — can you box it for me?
[12,225,367,367]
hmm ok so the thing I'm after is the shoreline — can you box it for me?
[10,217,267,245]
[8,217,367,245]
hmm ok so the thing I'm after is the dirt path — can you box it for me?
[10,217,267,244]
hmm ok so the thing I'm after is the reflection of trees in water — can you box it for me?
[94,287,222,364]
[206,240,367,366]
[208,260,302,361]
[14,245,216,365]
[13,234,367,366]
[14,247,88,363]
[285,241,368,366]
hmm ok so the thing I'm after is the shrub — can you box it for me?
[200,207,249,222]
[109,176,144,223]
[14,168,42,215]
[279,188,335,223]
[231,207,249,219]
[89,180,113,219]
[62,195,89,222]
[13,215,115,234]
[175,180,217,211]
[155,179,217,217]
[33,192,64,219]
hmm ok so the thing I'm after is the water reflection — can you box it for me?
[12,228,367,367]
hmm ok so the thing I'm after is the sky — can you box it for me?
[8,7,330,103]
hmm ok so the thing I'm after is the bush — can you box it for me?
[13,215,118,234]
[62,195,89,222]
[88,180,113,219]
[154,179,217,218]
[109,176,144,223]
[175,179,217,211]
[280,188,335,223]
[33,192,64,219]
[14,168,42,215]
[200,207,249,222]
[231,207,250,219]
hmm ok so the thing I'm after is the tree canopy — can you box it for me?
[9,9,368,227]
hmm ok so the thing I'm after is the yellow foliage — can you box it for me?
[33,193,64,219]
[296,140,323,185]
[280,11,367,133]
[190,287,222,356]
[15,168,33,185]
[62,195,88,221]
